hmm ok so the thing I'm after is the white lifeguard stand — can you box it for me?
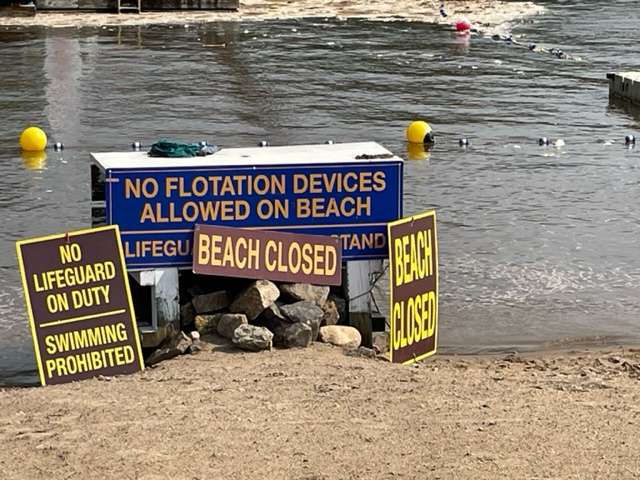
[90,142,402,348]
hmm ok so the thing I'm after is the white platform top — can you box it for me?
[91,142,402,170]
[611,71,640,81]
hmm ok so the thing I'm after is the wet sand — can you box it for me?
[1,344,640,479]
[1,0,544,32]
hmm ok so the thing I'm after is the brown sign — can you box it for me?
[16,225,144,386]
[193,224,342,286]
[388,211,438,364]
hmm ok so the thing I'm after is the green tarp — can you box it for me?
[148,140,203,158]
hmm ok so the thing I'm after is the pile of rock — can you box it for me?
[172,279,361,355]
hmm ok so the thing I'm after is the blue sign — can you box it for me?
[105,162,402,269]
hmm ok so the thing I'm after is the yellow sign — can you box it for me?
[388,210,439,364]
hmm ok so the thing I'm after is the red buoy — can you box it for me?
[455,19,472,32]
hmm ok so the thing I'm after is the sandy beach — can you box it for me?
[0,0,544,32]
[2,344,640,479]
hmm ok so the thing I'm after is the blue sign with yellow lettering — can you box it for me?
[105,162,402,269]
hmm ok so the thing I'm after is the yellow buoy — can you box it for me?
[406,120,434,144]
[19,126,48,152]
[407,143,431,161]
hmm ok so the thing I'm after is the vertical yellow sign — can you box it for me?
[387,210,439,364]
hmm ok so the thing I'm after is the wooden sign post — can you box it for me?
[16,225,144,386]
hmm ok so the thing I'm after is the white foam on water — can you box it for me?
[441,255,640,309]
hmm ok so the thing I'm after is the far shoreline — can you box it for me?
[0,0,544,31]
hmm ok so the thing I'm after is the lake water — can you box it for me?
[1,0,640,384]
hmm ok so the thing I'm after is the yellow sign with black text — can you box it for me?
[388,210,438,364]
[16,225,144,386]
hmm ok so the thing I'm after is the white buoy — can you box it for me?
[53,142,64,151]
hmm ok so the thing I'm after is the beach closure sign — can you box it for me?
[193,224,342,285]
[16,225,144,386]
[388,211,438,364]
[92,142,403,269]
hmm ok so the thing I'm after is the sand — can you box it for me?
[1,344,640,479]
[0,0,544,32]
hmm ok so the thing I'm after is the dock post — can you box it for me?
[346,259,384,348]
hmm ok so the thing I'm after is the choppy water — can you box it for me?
[1,0,640,384]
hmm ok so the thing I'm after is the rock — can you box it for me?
[280,301,324,324]
[328,294,347,321]
[194,313,224,335]
[372,331,389,353]
[280,283,330,306]
[186,284,206,299]
[146,331,192,366]
[232,324,274,352]
[320,300,340,326]
[279,322,313,348]
[254,303,290,336]
[192,290,230,314]
[280,301,324,341]
[262,302,286,322]
[319,325,361,350]
[180,302,196,329]
[189,339,206,354]
[346,346,377,359]
[229,280,280,320]
[217,313,248,339]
